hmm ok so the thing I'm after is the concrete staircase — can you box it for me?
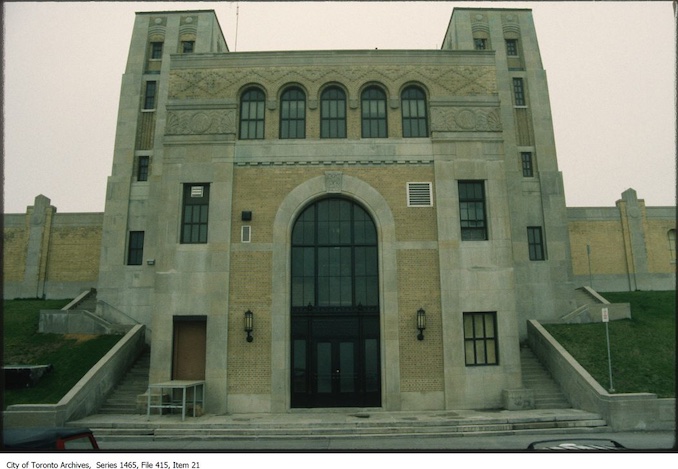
[521,345,571,409]
[71,408,608,441]
[97,349,150,415]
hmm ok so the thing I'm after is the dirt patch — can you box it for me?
[63,334,98,344]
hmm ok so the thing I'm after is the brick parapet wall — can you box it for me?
[2,196,103,299]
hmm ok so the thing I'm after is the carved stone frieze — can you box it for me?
[165,109,236,135]
[169,64,497,100]
[430,107,502,132]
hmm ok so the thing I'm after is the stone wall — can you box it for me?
[2,195,102,299]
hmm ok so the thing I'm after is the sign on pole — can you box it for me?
[602,307,614,392]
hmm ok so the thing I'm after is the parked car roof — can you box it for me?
[528,438,626,450]
[3,427,98,450]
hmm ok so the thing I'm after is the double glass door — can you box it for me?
[292,316,380,407]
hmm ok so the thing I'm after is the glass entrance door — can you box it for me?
[291,316,380,407]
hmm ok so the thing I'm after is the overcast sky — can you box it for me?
[3,1,676,213]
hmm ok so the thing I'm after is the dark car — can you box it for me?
[528,438,626,451]
[3,427,99,450]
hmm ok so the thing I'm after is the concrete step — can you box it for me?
[520,346,571,409]
[98,348,150,415]
[78,409,609,440]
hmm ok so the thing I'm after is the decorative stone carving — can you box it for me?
[430,107,502,132]
[165,109,236,135]
[169,64,497,101]
[325,171,344,193]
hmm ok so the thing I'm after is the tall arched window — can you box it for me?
[239,88,265,139]
[280,87,306,139]
[401,86,428,138]
[292,199,378,309]
[320,87,346,138]
[291,198,380,408]
[361,86,387,138]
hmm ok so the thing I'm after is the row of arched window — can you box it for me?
[239,85,429,140]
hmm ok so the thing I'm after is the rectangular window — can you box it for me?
[521,152,533,177]
[458,181,488,241]
[464,312,498,366]
[181,184,209,244]
[241,225,251,243]
[512,78,526,106]
[150,42,163,59]
[527,226,545,261]
[474,38,487,50]
[137,155,149,181]
[506,39,518,57]
[127,231,145,265]
[143,81,157,110]
[182,41,194,53]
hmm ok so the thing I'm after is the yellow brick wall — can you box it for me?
[397,249,444,392]
[2,226,28,281]
[227,250,272,394]
[645,219,675,274]
[231,165,437,244]
[568,220,628,276]
[45,226,102,282]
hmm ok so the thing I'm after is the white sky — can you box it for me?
[3,1,676,213]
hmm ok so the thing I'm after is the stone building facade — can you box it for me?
[2,8,674,414]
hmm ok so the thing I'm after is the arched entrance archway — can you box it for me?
[270,173,401,412]
[290,198,380,407]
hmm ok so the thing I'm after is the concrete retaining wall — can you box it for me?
[527,320,675,431]
[3,325,145,428]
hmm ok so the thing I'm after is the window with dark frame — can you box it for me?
[474,38,487,50]
[512,78,526,106]
[401,86,428,138]
[143,81,157,110]
[521,152,534,177]
[182,41,194,53]
[527,226,546,261]
[463,312,498,366]
[280,87,306,139]
[137,155,149,182]
[505,39,518,57]
[291,198,378,311]
[127,231,145,266]
[320,87,347,138]
[239,88,265,140]
[181,184,209,244]
[361,86,388,138]
[458,181,488,241]
[150,42,163,59]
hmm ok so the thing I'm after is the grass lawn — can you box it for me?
[3,299,123,409]
[543,291,675,398]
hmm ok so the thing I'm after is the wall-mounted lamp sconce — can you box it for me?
[417,308,426,341]
[244,310,254,342]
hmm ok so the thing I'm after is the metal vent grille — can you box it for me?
[407,182,433,207]
[190,186,204,198]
